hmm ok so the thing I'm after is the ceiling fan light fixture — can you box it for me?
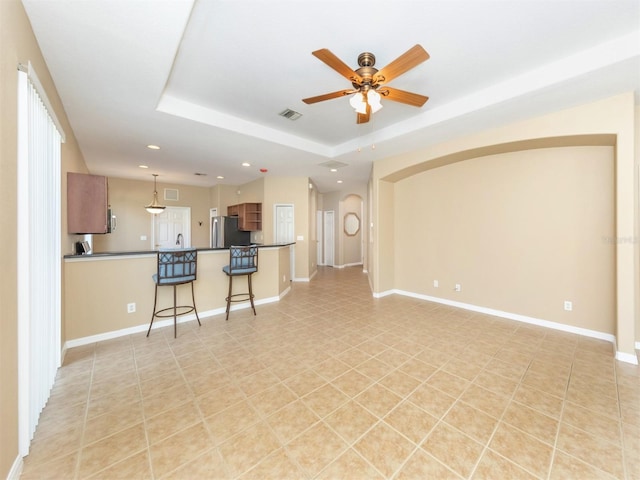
[368,89,383,113]
[349,92,367,114]
[145,174,166,214]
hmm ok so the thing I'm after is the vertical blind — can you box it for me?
[17,62,63,455]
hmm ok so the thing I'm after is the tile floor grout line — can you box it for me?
[546,358,574,480]
[138,330,174,480]
[72,342,97,480]
[464,355,540,480]
[613,356,630,480]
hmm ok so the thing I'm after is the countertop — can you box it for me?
[63,243,295,260]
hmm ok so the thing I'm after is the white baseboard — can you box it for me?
[63,292,287,350]
[373,289,395,298]
[7,455,23,480]
[616,350,639,365]
[333,262,363,269]
[391,289,638,365]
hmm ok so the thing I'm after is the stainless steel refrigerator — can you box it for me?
[211,216,251,248]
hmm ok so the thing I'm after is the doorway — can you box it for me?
[316,210,323,265]
[324,211,335,266]
[153,206,191,249]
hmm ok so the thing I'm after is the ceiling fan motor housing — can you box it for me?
[354,52,378,90]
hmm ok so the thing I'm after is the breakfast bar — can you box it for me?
[63,244,294,346]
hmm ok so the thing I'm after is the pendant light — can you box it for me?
[145,174,166,214]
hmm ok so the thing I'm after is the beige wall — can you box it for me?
[92,177,212,252]
[371,93,637,359]
[635,105,640,345]
[1,0,88,475]
[394,146,615,333]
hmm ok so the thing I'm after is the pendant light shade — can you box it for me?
[349,92,367,114]
[145,174,166,214]
[367,89,383,113]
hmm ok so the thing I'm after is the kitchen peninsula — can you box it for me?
[63,244,294,347]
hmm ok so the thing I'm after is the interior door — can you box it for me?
[153,206,191,249]
[275,204,295,279]
[275,204,294,243]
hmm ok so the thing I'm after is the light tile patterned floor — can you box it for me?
[21,266,640,479]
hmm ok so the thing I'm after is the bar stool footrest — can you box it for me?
[153,305,196,318]
[225,293,255,304]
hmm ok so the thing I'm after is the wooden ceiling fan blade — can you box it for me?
[302,89,353,104]
[379,87,429,107]
[356,111,370,124]
[374,44,430,85]
[312,49,363,84]
[356,104,371,124]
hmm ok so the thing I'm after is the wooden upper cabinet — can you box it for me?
[227,202,262,231]
[67,172,108,234]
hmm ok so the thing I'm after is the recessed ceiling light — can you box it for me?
[146,144,160,150]
[242,162,251,167]
[337,180,343,184]
[139,165,149,169]
[330,168,337,172]
[217,175,224,180]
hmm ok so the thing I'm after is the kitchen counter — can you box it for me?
[63,243,294,346]
[63,243,295,260]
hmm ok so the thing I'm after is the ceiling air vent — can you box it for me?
[164,188,179,201]
[279,108,302,121]
[319,160,349,169]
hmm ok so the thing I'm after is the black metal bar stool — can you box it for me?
[222,245,258,320]
[147,248,201,338]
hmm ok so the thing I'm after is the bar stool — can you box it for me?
[147,248,201,338]
[222,245,258,320]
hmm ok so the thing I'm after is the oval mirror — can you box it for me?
[344,212,360,236]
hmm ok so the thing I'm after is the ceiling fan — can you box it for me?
[302,44,430,124]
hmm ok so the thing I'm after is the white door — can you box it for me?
[153,206,191,249]
[316,210,323,266]
[275,204,295,279]
[275,204,294,243]
[324,211,335,266]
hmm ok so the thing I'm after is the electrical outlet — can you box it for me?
[454,284,461,292]
[433,280,439,288]
[127,302,136,313]
[564,301,572,311]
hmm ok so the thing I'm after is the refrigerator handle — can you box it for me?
[212,218,217,248]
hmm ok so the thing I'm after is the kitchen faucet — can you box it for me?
[176,233,183,248]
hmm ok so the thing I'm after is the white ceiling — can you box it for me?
[22,0,640,193]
